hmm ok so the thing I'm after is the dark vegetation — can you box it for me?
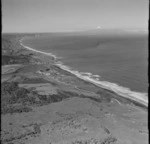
[78,94,102,103]
[2,81,106,114]
[1,82,32,114]
[10,74,57,86]
[96,89,114,103]
[2,55,30,65]
[22,77,56,85]
[1,82,76,114]
[101,136,117,144]
[37,91,71,105]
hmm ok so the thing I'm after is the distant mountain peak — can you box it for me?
[96,26,102,29]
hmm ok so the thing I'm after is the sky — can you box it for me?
[2,0,149,33]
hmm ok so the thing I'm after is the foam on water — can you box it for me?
[80,72,100,80]
[20,38,148,107]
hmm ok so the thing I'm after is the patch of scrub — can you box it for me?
[19,83,58,95]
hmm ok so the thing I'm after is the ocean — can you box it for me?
[21,30,148,105]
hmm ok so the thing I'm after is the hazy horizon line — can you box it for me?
[2,27,148,34]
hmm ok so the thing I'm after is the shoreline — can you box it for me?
[2,34,148,144]
[20,36,148,107]
[20,38,57,60]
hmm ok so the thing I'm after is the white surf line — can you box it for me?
[20,37,148,107]
[19,39,57,60]
[55,64,148,107]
